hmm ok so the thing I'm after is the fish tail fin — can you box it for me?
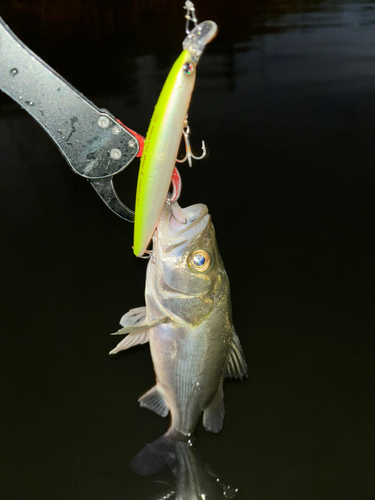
[130,429,190,476]
[130,433,177,476]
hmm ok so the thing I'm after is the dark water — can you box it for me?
[1,1,375,499]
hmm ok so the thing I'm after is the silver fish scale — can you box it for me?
[149,308,232,434]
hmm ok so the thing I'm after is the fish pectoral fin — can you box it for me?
[203,384,225,433]
[109,330,149,355]
[111,316,170,336]
[119,306,146,328]
[225,327,248,380]
[138,385,169,417]
[109,316,170,355]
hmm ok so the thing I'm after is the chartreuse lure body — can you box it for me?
[133,21,217,257]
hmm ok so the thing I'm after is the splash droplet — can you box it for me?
[10,68,18,76]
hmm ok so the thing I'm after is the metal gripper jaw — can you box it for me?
[0,16,140,222]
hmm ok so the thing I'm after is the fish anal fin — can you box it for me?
[139,385,169,418]
[225,327,248,380]
[203,384,225,433]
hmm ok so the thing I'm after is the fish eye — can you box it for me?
[188,249,211,272]
[182,62,194,75]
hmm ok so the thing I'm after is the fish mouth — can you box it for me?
[156,202,210,254]
[150,202,214,298]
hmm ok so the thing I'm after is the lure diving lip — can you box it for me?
[133,20,217,258]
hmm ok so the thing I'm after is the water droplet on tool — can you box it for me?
[10,68,18,76]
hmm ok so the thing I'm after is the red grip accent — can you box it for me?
[115,118,145,157]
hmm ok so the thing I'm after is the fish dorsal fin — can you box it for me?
[225,328,247,380]
[203,384,225,433]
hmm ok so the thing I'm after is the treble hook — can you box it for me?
[165,167,187,224]
[166,195,187,225]
[176,120,207,168]
[184,0,198,34]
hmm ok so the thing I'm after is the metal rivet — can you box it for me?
[112,125,121,135]
[110,148,122,160]
[128,139,136,148]
[98,116,110,129]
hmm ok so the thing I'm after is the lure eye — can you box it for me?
[188,250,211,272]
[182,62,194,75]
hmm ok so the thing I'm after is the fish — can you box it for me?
[110,201,247,441]
[133,20,217,257]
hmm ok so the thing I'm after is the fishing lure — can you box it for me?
[133,17,217,257]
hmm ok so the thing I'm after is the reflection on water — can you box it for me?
[131,438,238,500]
